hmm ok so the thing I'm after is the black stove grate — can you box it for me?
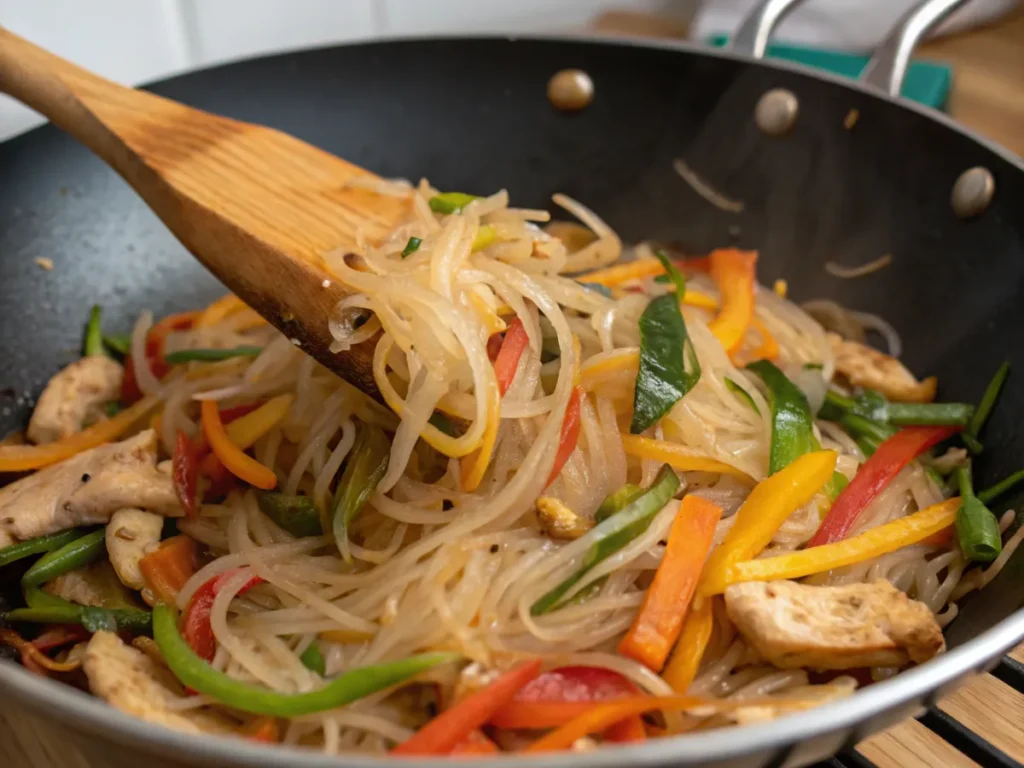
[818,651,1024,768]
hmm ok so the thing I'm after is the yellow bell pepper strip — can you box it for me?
[196,294,247,328]
[576,257,666,287]
[0,394,160,472]
[618,496,722,671]
[620,434,754,483]
[720,497,961,588]
[201,399,278,490]
[698,450,837,596]
[224,394,294,448]
[661,599,714,693]
[749,317,779,361]
[707,248,757,354]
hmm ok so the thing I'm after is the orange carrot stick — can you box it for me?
[707,249,757,354]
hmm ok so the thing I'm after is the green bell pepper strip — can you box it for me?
[401,237,422,258]
[954,464,1002,563]
[256,492,323,538]
[102,333,132,356]
[4,587,152,633]
[594,483,643,523]
[332,424,390,563]
[978,469,1024,505]
[83,305,105,358]
[153,603,457,716]
[965,361,1010,454]
[22,528,107,588]
[0,528,89,569]
[299,642,326,676]
[654,249,687,296]
[747,360,846,500]
[630,257,701,434]
[164,346,263,365]
[428,192,477,214]
[531,465,680,615]
[428,411,460,437]
[725,377,760,415]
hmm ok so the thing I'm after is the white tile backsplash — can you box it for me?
[0,0,671,141]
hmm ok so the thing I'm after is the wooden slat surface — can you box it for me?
[858,717,980,768]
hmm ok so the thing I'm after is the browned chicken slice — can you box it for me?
[725,579,945,670]
[27,356,124,444]
[83,631,235,735]
[536,497,592,540]
[827,333,936,403]
[0,430,179,548]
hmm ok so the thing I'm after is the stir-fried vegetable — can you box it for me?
[699,450,837,596]
[577,281,613,298]
[661,599,714,693]
[401,237,422,258]
[594,483,643,523]
[201,399,278,490]
[257,492,323,538]
[722,498,961,587]
[620,434,753,482]
[546,386,583,486]
[978,469,1024,504]
[0,394,159,472]
[183,569,265,661]
[491,666,644,741]
[392,660,541,755]
[102,333,132,357]
[4,587,151,632]
[493,316,529,396]
[823,389,973,428]
[154,603,456,717]
[164,346,263,365]
[0,529,89,569]
[807,426,958,547]
[83,305,105,358]
[954,463,1002,563]
[472,224,497,252]
[966,361,1010,454]
[173,430,201,518]
[138,535,199,605]
[618,496,722,671]
[22,528,106,588]
[299,642,326,676]
[0,627,87,674]
[332,424,390,562]
[428,192,477,214]
[532,465,680,615]
[707,249,757,354]
[122,311,199,404]
[725,377,759,414]
[630,289,701,434]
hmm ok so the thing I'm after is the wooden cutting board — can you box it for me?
[2,643,1022,767]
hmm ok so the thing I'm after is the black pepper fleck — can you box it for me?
[489,544,499,554]
[81,473,91,483]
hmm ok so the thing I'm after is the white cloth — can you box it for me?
[691,0,1021,52]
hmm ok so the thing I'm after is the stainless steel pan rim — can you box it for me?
[2,604,1022,766]
[2,1,1023,762]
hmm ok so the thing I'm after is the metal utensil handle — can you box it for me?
[731,0,972,98]
[861,0,972,97]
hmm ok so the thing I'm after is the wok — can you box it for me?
[0,0,1022,765]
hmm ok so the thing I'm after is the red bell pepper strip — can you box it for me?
[183,569,265,661]
[490,665,644,741]
[493,317,530,396]
[546,386,584,486]
[173,431,201,518]
[392,660,542,756]
[808,425,959,547]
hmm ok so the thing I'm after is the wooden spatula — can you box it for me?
[0,28,408,397]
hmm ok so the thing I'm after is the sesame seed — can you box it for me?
[322,279,331,288]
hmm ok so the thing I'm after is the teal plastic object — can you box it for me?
[707,35,951,110]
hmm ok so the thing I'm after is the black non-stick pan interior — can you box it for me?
[1,37,1022,647]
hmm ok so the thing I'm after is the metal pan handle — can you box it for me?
[731,0,972,99]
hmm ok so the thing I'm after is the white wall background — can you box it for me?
[0,0,677,141]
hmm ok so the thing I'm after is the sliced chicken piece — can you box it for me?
[0,430,180,548]
[84,631,235,735]
[43,561,140,609]
[106,508,164,590]
[725,579,945,670]
[536,497,592,540]
[27,356,124,444]
[827,333,937,403]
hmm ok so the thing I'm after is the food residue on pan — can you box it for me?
[34,257,54,271]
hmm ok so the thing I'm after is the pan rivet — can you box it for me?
[951,167,995,219]
[548,69,594,112]
[755,89,799,136]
